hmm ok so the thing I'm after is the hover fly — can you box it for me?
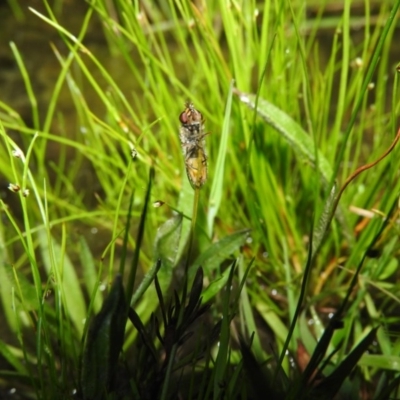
[179,102,208,189]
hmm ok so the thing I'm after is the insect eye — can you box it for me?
[179,111,189,124]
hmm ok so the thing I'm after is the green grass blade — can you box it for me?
[207,80,234,236]
[312,327,379,398]
[275,223,314,383]
[79,236,103,313]
[190,229,250,277]
[38,229,87,336]
[130,259,161,306]
[213,262,235,399]
[80,275,126,399]
[240,337,280,400]
[9,42,39,131]
[201,267,230,304]
[331,0,400,186]
[0,340,29,376]
[126,168,154,306]
[235,90,333,183]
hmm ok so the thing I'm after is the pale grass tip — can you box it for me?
[8,183,20,193]
[153,200,165,208]
[12,149,23,158]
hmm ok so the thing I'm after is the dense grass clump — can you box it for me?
[0,0,400,398]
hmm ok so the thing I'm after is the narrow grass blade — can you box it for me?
[207,80,234,236]
[288,317,344,398]
[240,338,281,400]
[337,198,398,317]
[311,183,337,259]
[255,301,289,343]
[130,259,162,307]
[176,177,195,260]
[201,267,231,303]
[126,167,154,306]
[118,190,134,279]
[80,275,126,400]
[275,224,315,383]
[237,257,263,356]
[39,229,86,336]
[79,236,102,313]
[5,263,39,312]
[312,327,379,398]
[331,0,400,185]
[128,307,157,362]
[373,374,400,400]
[213,262,236,400]
[234,90,333,184]
[0,340,29,376]
[9,42,39,130]
[184,267,204,320]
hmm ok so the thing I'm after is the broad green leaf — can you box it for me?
[190,229,250,277]
[235,90,333,183]
[154,213,183,273]
[153,212,182,302]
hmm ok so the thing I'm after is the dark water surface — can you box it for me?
[0,1,143,154]
[1,1,399,146]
